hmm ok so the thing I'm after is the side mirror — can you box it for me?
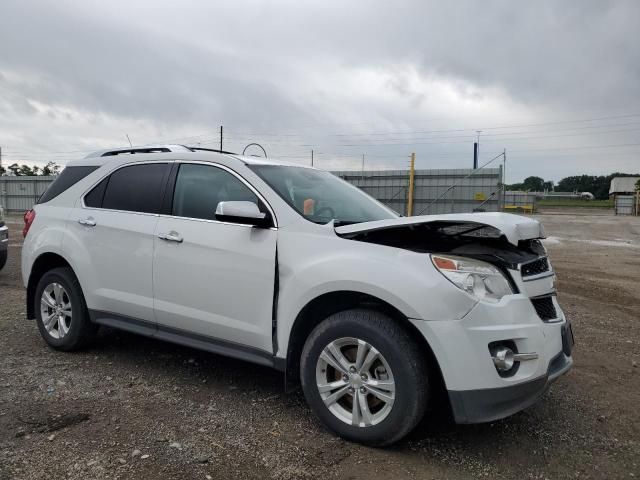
[215,201,271,227]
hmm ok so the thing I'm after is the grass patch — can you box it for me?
[537,198,613,208]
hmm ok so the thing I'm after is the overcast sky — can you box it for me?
[1,0,639,182]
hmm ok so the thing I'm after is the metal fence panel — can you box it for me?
[504,191,538,210]
[2,167,504,216]
[333,168,502,215]
[0,176,56,212]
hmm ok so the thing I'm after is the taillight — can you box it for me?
[23,209,36,238]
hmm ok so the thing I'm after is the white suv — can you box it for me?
[21,145,574,445]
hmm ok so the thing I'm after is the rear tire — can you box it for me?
[34,267,97,351]
[300,309,429,446]
[0,250,6,271]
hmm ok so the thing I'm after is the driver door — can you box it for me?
[152,162,277,355]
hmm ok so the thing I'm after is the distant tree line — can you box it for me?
[506,176,554,192]
[507,172,640,199]
[0,162,61,176]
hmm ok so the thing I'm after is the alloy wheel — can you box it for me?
[40,282,72,340]
[315,337,395,427]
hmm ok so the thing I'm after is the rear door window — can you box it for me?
[94,163,169,214]
[38,166,99,204]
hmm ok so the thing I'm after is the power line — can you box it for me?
[7,113,640,156]
[328,112,640,137]
[334,126,640,147]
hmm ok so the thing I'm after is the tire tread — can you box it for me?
[300,308,429,446]
[35,267,96,351]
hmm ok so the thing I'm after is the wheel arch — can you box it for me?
[284,290,446,397]
[26,252,74,319]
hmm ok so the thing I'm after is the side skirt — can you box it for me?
[89,310,285,370]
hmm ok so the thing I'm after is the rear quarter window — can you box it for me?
[38,166,99,204]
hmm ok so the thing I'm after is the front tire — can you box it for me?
[300,309,429,446]
[34,267,97,351]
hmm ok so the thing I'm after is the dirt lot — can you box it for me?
[1,212,639,480]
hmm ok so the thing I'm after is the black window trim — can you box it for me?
[160,161,278,229]
[80,160,278,228]
[80,160,172,217]
[38,165,100,204]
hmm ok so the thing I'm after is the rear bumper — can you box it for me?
[0,225,8,251]
[448,351,572,424]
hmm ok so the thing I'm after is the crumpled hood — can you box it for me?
[335,212,545,246]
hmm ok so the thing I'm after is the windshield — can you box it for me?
[249,165,398,225]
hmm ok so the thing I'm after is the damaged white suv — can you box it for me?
[22,145,574,446]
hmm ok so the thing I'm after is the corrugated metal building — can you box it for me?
[609,176,640,196]
[609,176,639,216]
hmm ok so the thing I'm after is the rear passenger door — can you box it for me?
[152,162,277,357]
[67,162,171,323]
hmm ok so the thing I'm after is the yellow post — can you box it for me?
[407,152,416,216]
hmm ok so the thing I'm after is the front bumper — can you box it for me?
[410,293,574,423]
[448,349,572,423]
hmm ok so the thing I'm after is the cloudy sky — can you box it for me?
[1,0,639,182]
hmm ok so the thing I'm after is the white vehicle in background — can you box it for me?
[0,206,8,270]
[21,145,574,446]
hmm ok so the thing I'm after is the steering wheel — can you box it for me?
[314,206,336,220]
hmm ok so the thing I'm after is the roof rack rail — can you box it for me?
[85,144,193,158]
[85,144,237,158]
[186,146,236,155]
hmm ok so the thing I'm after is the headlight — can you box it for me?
[431,254,513,302]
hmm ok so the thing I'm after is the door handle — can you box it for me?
[158,231,183,243]
[78,217,96,227]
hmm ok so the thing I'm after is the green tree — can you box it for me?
[41,161,61,176]
[522,176,545,191]
[543,180,554,191]
[19,165,37,176]
[7,163,21,176]
[556,173,640,199]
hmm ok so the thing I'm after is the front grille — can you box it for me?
[531,295,557,321]
[521,257,550,277]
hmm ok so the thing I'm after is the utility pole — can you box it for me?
[408,152,416,216]
[311,149,314,167]
[473,142,478,169]
[220,126,223,151]
[126,134,133,147]
[503,148,507,188]
[476,130,482,159]
[502,149,507,211]
[361,154,365,179]
[0,146,3,175]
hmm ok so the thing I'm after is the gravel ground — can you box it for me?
[0,212,638,480]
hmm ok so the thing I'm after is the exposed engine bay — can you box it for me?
[337,221,546,271]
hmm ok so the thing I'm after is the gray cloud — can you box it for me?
[0,0,639,181]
